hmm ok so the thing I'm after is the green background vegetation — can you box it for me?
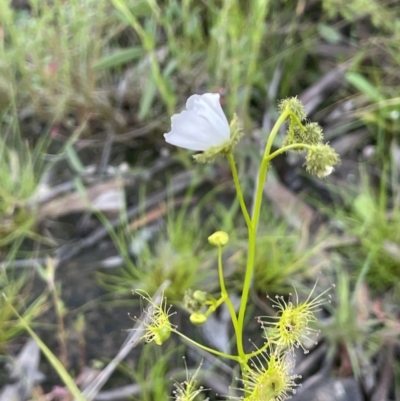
[0,0,399,399]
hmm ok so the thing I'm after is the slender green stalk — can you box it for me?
[253,109,291,231]
[236,111,290,359]
[246,339,272,358]
[217,245,243,359]
[205,296,225,316]
[172,329,240,362]
[265,143,313,162]
[228,152,252,230]
[235,223,255,360]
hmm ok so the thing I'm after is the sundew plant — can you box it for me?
[135,94,338,400]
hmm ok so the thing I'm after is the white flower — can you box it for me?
[164,93,230,151]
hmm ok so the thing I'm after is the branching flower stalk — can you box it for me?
[134,94,338,400]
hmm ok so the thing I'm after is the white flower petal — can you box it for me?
[164,93,230,151]
[186,94,203,111]
[187,93,221,116]
[164,111,217,151]
[186,94,230,141]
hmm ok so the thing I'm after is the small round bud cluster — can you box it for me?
[208,231,229,247]
[278,97,307,121]
[184,289,208,313]
[305,144,340,178]
[184,289,209,326]
[283,123,324,153]
[277,97,340,177]
[303,122,324,145]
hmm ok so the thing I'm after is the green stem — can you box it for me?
[287,111,305,130]
[172,329,240,362]
[228,152,252,230]
[217,245,242,356]
[237,111,290,359]
[265,143,313,163]
[246,339,272,359]
[205,296,225,316]
[252,110,290,237]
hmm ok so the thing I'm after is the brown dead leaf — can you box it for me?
[38,180,125,219]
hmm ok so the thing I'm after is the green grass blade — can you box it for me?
[93,47,145,70]
[346,72,385,103]
[3,293,86,401]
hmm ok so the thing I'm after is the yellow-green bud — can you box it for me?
[208,231,229,247]
[282,122,324,153]
[190,313,207,325]
[282,125,305,152]
[193,290,208,303]
[153,324,172,345]
[305,144,340,178]
[184,289,202,313]
[278,97,307,121]
[303,122,324,145]
[133,290,174,346]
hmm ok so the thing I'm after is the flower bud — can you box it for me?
[208,231,229,247]
[282,122,324,153]
[282,125,305,152]
[303,122,324,145]
[305,144,340,178]
[190,313,207,325]
[184,289,201,313]
[153,324,172,345]
[278,97,307,121]
[193,290,208,303]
